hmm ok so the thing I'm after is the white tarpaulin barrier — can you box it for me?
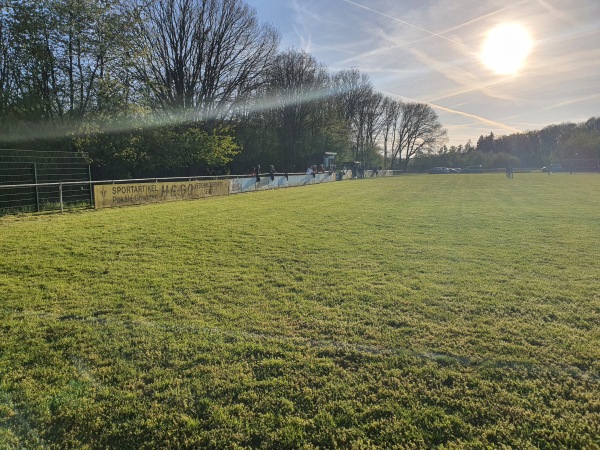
[229,172,335,194]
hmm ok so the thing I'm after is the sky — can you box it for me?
[244,0,600,146]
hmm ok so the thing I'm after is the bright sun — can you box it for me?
[480,23,533,75]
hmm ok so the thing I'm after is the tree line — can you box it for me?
[0,0,448,178]
[2,0,596,179]
[413,117,600,172]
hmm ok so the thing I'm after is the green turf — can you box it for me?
[1,173,599,449]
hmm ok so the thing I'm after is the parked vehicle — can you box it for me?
[464,165,483,173]
[429,167,449,174]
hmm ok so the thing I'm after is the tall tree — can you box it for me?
[333,68,378,163]
[360,91,384,168]
[0,0,138,129]
[266,49,330,172]
[136,0,279,118]
[560,126,600,162]
[380,97,401,169]
[393,102,447,172]
[0,6,12,119]
[57,0,138,118]
[6,0,63,121]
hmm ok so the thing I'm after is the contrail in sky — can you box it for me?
[334,2,521,67]
[340,0,477,53]
[342,0,524,135]
[381,90,521,134]
[430,104,522,134]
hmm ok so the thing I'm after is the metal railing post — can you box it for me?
[88,165,94,208]
[33,162,40,212]
[59,183,63,213]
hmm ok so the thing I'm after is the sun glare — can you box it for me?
[480,23,533,75]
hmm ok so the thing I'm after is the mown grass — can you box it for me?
[1,173,599,449]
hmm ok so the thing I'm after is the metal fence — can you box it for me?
[0,149,91,214]
[0,168,406,216]
[0,174,233,215]
[0,173,300,215]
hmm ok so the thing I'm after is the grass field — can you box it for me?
[1,173,599,449]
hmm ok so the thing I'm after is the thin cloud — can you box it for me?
[246,0,599,145]
[535,0,579,25]
[409,49,520,104]
[543,94,600,111]
[340,0,477,52]
[333,2,522,68]
[290,0,318,52]
[425,81,519,104]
